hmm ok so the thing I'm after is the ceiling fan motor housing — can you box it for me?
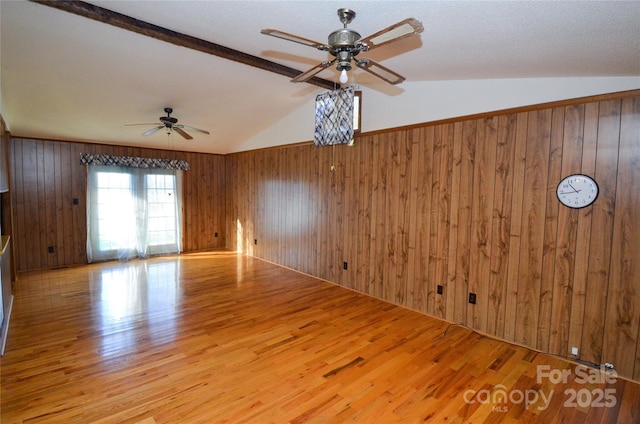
[160,116,178,125]
[160,107,178,127]
[329,29,361,71]
[328,29,360,48]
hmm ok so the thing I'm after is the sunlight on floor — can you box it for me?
[95,261,180,357]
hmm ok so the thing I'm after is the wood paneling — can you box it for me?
[604,96,640,379]
[9,139,226,271]
[226,91,640,382]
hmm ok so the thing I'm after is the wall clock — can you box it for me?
[556,174,599,209]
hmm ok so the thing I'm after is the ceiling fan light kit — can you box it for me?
[261,8,423,85]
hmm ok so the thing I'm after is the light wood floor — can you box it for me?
[1,252,638,423]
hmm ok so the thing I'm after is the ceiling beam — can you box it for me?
[30,0,336,90]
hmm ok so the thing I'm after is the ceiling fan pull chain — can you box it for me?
[330,144,336,172]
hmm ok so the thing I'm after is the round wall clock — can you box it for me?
[556,174,599,209]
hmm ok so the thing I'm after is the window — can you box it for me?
[146,174,179,248]
[87,165,182,263]
[94,171,136,253]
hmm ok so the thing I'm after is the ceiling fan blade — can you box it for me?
[125,123,162,127]
[358,18,424,50]
[142,126,163,136]
[356,58,405,85]
[261,28,328,50]
[173,127,193,140]
[177,124,210,135]
[292,60,335,83]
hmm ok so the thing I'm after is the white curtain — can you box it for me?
[86,165,182,263]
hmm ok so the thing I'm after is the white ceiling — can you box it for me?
[2,0,639,154]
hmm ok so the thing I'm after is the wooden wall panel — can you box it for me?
[515,109,552,348]
[10,138,226,271]
[604,96,640,378]
[549,104,584,356]
[487,114,517,338]
[469,117,498,332]
[430,124,451,319]
[455,120,476,325]
[429,126,442,316]
[23,140,41,270]
[226,91,640,381]
[445,123,462,322]
[356,135,373,296]
[581,100,621,366]
[503,112,529,342]
[537,107,564,352]
[11,139,25,272]
[568,102,599,361]
[412,127,432,315]
[370,137,386,299]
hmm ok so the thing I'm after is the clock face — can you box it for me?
[556,174,599,209]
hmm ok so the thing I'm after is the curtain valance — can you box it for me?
[80,153,189,171]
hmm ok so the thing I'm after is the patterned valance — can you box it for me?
[80,153,189,171]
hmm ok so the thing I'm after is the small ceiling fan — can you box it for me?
[125,107,210,140]
[261,8,423,85]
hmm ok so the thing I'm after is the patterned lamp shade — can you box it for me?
[314,85,355,146]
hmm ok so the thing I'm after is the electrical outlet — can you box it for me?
[214,232,218,237]
[254,239,258,245]
[343,262,348,270]
[48,246,55,253]
[571,347,579,356]
[437,285,443,295]
[468,292,477,304]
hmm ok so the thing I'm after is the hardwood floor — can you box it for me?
[1,252,638,423]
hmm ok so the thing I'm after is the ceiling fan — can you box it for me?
[125,107,210,140]
[261,8,423,85]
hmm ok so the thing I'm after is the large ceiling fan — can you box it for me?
[261,8,423,85]
[125,108,210,140]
